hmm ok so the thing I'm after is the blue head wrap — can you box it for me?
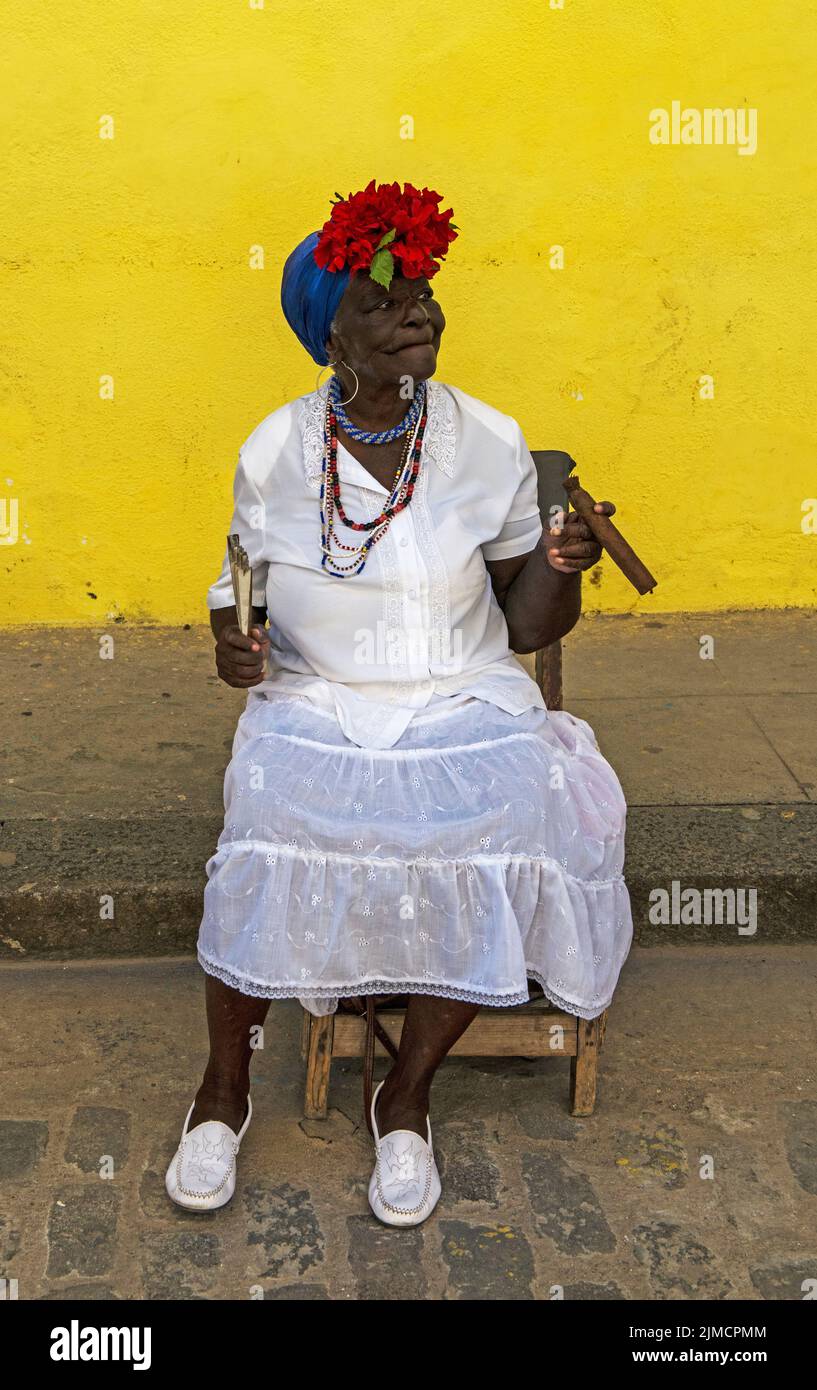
[280,230,351,366]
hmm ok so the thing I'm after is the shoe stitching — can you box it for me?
[375,1140,435,1216]
[174,1132,241,1200]
[372,1092,436,1217]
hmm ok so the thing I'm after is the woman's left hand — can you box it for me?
[544,502,616,573]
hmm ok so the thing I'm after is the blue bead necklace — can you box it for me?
[319,385,428,577]
[328,373,426,444]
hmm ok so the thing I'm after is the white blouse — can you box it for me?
[207,378,547,749]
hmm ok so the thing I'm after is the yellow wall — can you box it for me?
[2,1,813,624]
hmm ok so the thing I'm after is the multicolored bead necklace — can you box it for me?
[328,373,426,444]
[320,378,428,577]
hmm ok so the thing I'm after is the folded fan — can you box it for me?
[227,533,253,635]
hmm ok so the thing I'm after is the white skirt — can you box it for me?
[196,691,633,1019]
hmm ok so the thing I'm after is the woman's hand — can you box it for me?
[545,502,616,574]
[214,623,271,688]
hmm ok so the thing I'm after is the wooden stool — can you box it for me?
[300,450,611,1121]
[301,987,608,1119]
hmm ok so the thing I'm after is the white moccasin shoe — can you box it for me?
[367,1079,442,1227]
[165,1095,252,1211]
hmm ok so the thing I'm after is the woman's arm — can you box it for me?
[211,604,271,687]
[486,502,616,653]
[486,538,581,653]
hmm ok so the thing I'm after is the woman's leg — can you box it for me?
[187,973,271,1133]
[374,995,480,1140]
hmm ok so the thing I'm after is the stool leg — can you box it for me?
[304,1012,335,1119]
[570,1016,602,1116]
[299,1007,311,1062]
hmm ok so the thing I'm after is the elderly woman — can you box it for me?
[166,180,633,1225]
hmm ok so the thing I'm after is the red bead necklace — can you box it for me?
[320,393,428,577]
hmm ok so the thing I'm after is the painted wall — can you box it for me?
[2,1,813,624]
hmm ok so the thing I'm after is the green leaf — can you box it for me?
[374,227,397,250]
[369,248,395,288]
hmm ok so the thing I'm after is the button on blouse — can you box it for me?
[207,379,547,748]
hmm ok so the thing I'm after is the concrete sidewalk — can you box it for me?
[1,611,815,956]
[1,945,815,1300]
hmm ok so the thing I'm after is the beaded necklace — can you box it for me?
[319,382,428,577]
[328,373,426,444]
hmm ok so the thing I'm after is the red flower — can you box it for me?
[313,179,457,287]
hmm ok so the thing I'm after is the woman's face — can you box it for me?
[326,270,445,388]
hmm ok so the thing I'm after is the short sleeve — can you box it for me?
[206,446,270,610]
[481,421,543,562]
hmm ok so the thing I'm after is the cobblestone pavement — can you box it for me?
[2,944,816,1301]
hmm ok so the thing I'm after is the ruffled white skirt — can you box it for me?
[196,691,633,1019]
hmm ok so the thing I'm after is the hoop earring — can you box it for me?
[315,358,359,406]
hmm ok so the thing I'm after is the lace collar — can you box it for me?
[298,378,457,490]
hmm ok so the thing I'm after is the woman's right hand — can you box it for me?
[214,623,271,687]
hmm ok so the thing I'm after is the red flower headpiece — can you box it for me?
[313,179,458,290]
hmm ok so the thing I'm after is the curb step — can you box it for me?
[1,805,815,959]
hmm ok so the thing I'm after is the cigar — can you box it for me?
[563,475,657,596]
